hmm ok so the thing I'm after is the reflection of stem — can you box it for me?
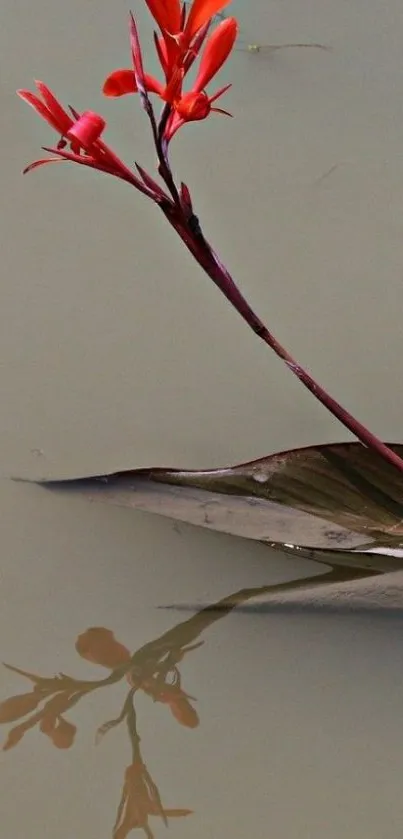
[3,564,378,720]
[160,563,378,613]
[96,689,137,744]
[126,691,141,763]
[124,698,168,828]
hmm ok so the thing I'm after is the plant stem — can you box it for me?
[151,97,403,476]
[165,209,403,475]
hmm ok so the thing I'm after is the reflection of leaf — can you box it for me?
[34,442,403,554]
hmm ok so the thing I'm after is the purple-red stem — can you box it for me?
[107,19,403,477]
[161,203,403,475]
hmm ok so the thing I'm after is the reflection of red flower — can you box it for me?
[168,696,199,728]
[1,687,78,752]
[75,627,131,669]
[0,691,42,723]
[40,715,77,749]
[140,678,200,728]
[113,761,192,839]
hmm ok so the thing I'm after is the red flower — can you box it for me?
[103,69,164,98]
[103,16,238,139]
[182,0,232,44]
[17,81,164,200]
[17,82,105,172]
[192,16,237,91]
[146,0,231,45]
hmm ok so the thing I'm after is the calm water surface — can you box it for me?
[2,0,403,835]
[1,479,403,838]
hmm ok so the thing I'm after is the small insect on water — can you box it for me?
[212,12,329,56]
[236,42,330,54]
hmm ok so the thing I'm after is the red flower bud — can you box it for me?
[175,91,211,122]
[67,111,106,150]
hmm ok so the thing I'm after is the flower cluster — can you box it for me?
[0,623,202,837]
[19,1,402,475]
[103,0,238,140]
[17,0,237,187]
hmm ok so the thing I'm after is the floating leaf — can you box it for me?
[150,442,403,536]
[24,443,403,560]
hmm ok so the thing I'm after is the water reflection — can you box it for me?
[0,563,378,837]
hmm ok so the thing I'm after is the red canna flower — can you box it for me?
[181,0,232,45]
[165,84,232,140]
[103,69,164,98]
[193,16,237,91]
[17,81,163,201]
[144,0,182,37]
[17,82,105,172]
[145,0,231,46]
[103,16,238,140]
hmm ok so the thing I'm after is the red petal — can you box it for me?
[175,91,211,120]
[208,81,232,103]
[67,111,106,149]
[194,18,238,91]
[143,73,165,96]
[34,81,73,134]
[144,0,181,34]
[182,21,210,74]
[17,89,62,133]
[23,157,65,174]
[184,0,232,41]
[154,32,168,75]
[164,111,184,141]
[102,69,164,97]
[164,65,184,103]
[129,12,148,102]
[211,106,233,116]
[18,84,73,135]
[103,68,137,96]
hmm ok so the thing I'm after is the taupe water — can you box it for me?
[2,0,403,836]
